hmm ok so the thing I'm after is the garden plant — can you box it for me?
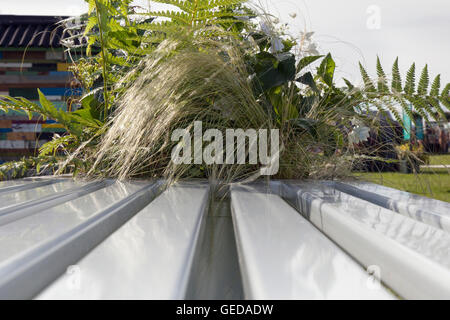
[0,0,449,186]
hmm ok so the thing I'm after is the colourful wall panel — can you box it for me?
[2,51,46,60]
[45,51,64,61]
[6,132,36,141]
[39,87,82,96]
[0,62,33,68]
[9,88,39,99]
[11,123,41,133]
[0,120,12,128]
[0,140,26,149]
[57,63,69,71]
[49,71,71,77]
[42,123,64,129]
[30,63,57,72]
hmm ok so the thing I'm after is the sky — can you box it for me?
[1,0,449,86]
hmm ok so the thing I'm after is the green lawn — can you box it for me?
[428,154,450,166]
[356,155,450,203]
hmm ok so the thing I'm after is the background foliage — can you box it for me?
[0,0,449,182]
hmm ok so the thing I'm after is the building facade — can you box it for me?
[0,15,79,164]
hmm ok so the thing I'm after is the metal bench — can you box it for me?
[0,177,448,299]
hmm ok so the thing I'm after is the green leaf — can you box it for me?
[297,55,323,72]
[71,109,102,128]
[296,72,319,93]
[343,78,354,90]
[255,53,296,91]
[37,89,59,119]
[317,53,335,86]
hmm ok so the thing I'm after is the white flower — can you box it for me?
[270,37,284,53]
[260,21,284,53]
[348,126,370,144]
[260,21,272,35]
[306,43,319,55]
[300,31,315,41]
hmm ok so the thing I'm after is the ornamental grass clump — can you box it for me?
[90,35,275,183]
[0,0,448,183]
[86,30,359,183]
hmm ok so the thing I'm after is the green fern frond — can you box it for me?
[391,57,402,92]
[39,135,77,157]
[404,63,416,95]
[145,11,192,24]
[148,0,194,13]
[372,98,403,125]
[133,0,249,44]
[408,95,431,122]
[440,83,450,110]
[392,94,414,121]
[427,96,446,119]
[104,51,131,67]
[442,83,450,99]
[359,62,375,92]
[136,20,182,33]
[376,56,388,92]
[417,64,429,95]
[430,74,441,97]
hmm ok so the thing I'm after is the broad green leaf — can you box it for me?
[297,55,323,72]
[317,53,335,87]
[296,72,319,93]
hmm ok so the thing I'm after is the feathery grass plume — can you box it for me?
[86,24,355,184]
[89,31,274,184]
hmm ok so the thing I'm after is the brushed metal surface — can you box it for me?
[332,181,450,232]
[0,179,57,195]
[0,177,448,300]
[230,185,395,300]
[283,182,450,300]
[0,181,161,299]
[0,180,110,226]
[37,185,209,300]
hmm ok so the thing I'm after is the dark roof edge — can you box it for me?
[0,15,69,25]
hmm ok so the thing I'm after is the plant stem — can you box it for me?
[94,0,110,120]
[190,0,199,27]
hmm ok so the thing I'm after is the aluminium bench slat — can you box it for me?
[0,179,93,209]
[0,178,40,189]
[0,180,110,226]
[36,184,209,300]
[230,185,395,300]
[0,181,162,299]
[282,182,450,300]
[331,181,450,232]
[0,179,58,195]
[287,182,450,268]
